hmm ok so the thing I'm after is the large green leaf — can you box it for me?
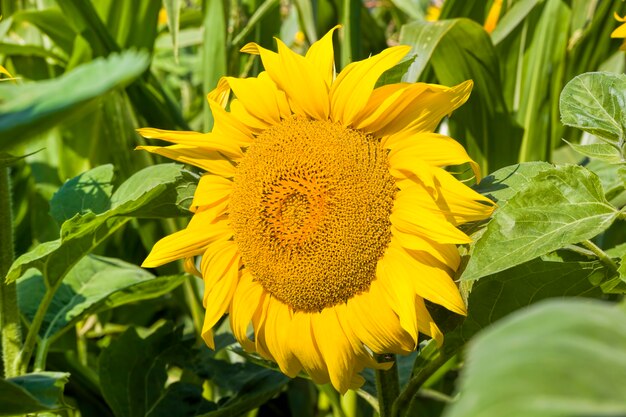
[448,257,604,348]
[99,323,189,417]
[400,18,522,174]
[193,356,289,417]
[462,165,618,281]
[444,299,626,417]
[0,50,149,150]
[560,72,626,151]
[0,372,69,416]
[17,255,186,342]
[6,164,194,286]
[396,257,605,414]
[473,161,552,204]
[49,164,115,225]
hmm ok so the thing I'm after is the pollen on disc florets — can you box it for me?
[230,117,397,312]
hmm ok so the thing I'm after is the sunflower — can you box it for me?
[612,12,626,51]
[138,27,494,393]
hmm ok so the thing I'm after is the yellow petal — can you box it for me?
[387,147,437,189]
[183,257,201,277]
[226,72,286,124]
[614,11,626,23]
[382,244,466,315]
[390,231,461,269]
[330,46,411,125]
[229,270,263,351]
[200,239,240,291]
[376,259,419,345]
[346,280,415,354]
[142,214,232,267]
[289,312,330,384]
[388,132,481,181]
[391,190,472,244]
[200,243,239,349]
[263,299,302,377]
[415,296,443,346]
[208,100,254,147]
[274,38,330,119]
[252,293,273,360]
[484,0,502,34]
[136,145,237,178]
[352,83,414,131]
[429,167,495,224]
[246,40,329,119]
[305,25,340,87]
[137,128,242,158]
[612,23,626,38]
[377,80,473,138]
[191,174,233,212]
[312,308,357,394]
[207,77,231,108]
[229,99,271,132]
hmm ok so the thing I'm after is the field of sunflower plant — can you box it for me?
[1,0,626,416]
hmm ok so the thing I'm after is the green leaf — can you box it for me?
[6,164,193,286]
[11,8,76,54]
[0,372,69,416]
[490,0,541,45]
[195,361,289,417]
[462,165,618,281]
[400,18,523,174]
[99,323,188,417]
[447,257,604,349]
[147,383,216,417]
[162,0,181,62]
[0,50,149,150]
[49,164,115,225]
[443,299,626,417]
[473,161,552,205]
[560,72,626,146]
[110,163,196,217]
[17,255,186,342]
[563,140,624,163]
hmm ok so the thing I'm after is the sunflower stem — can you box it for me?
[375,354,400,417]
[581,239,618,275]
[0,166,22,378]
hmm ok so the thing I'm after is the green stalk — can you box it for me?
[340,0,360,70]
[17,285,57,373]
[0,167,22,377]
[392,351,451,417]
[375,354,400,417]
[581,239,619,275]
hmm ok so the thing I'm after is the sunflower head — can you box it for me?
[138,27,494,393]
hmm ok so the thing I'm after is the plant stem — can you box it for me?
[392,351,450,417]
[0,167,22,377]
[16,284,57,373]
[581,239,619,275]
[375,354,400,417]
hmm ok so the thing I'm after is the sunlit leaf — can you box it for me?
[463,165,618,281]
[560,72,626,146]
[444,299,626,417]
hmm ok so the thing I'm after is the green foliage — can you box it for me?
[444,299,626,417]
[1,1,626,417]
[0,51,149,149]
[463,165,619,281]
[0,372,69,416]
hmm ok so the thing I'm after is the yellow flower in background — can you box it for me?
[484,0,503,34]
[612,12,626,51]
[138,27,493,393]
[425,0,442,21]
[0,64,14,81]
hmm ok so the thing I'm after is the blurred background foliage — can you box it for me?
[1,0,626,416]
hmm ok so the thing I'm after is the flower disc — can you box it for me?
[230,118,397,312]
